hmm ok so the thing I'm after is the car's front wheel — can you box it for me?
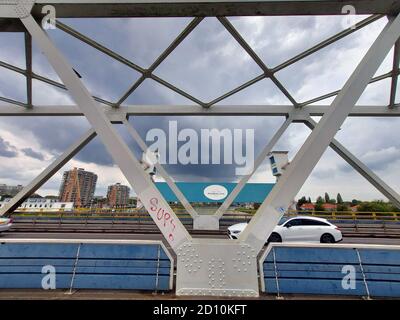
[320,233,335,243]
[268,232,282,243]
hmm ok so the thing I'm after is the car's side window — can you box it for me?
[285,219,302,227]
[300,219,330,226]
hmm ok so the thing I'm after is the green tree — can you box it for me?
[336,204,349,211]
[297,196,308,209]
[315,202,325,211]
[316,196,324,204]
[308,197,312,203]
[324,192,330,203]
[337,193,343,204]
[357,201,394,212]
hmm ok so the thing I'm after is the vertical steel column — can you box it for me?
[0,129,96,216]
[240,15,400,252]
[21,15,191,250]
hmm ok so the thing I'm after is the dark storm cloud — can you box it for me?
[0,137,18,158]
[20,148,45,161]
[129,115,284,181]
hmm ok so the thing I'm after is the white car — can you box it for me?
[0,218,12,233]
[228,216,342,243]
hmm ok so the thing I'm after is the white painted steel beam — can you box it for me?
[300,71,395,106]
[214,115,293,219]
[0,129,96,216]
[304,117,400,209]
[21,15,191,250]
[239,14,400,252]
[3,104,400,116]
[390,39,400,107]
[56,20,205,106]
[218,16,299,108]
[26,0,400,18]
[115,17,203,107]
[24,32,32,107]
[123,118,199,218]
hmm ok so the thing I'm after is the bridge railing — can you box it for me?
[0,239,174,291]
[10,209,400,224]
[8,210,400,238]
[287,210,400,222]
[259,243,400,298]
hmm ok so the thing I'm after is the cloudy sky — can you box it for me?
[0,14,399,202]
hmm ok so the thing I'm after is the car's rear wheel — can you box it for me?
[268,232,282,243]
[320,233,335,243]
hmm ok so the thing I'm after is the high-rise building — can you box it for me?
[0,184,23,197]
[59,168,97,207]
[107,183,130,207]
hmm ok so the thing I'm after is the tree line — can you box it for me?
[297,193,399,212]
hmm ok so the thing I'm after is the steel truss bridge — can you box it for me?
[1,0,400,297]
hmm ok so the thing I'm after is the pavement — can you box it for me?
[0,289,365,300]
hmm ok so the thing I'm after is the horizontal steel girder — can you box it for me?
[0,105,400,117]
[26,0,400,18]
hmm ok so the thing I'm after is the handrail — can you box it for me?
[9,209,400,223]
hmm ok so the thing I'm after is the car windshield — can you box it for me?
[277,217,288,226]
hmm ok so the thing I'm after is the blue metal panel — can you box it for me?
[0,242,172,291]
[263,262,362,273]
[0,243,79,258]
[155,182,274,203]
[264,270,364,280]
[73,274,171,290]
[359,249,400,265]
[0,266,74,273]
[0,258,76,266]
[78,243,169,260]
[265,247,359,264]
[75,266,171,275]
[77,259,171,268]
[367,281,400,297]
[363,265,400,273]
[265,278,367,296]
[364,273,400,281]
[0,274,72,289]
[262,246,400,298]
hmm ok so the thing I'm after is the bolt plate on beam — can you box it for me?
[0,0,34,18]
[176,239,259,297]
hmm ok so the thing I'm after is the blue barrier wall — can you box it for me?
[0,241,172,291]
[156,182,274,203]
[261,245,400,298]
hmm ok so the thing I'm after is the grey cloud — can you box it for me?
[0,137,18,158]
[21,148,45,161]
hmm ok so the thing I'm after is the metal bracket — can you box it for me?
[176,239,259,297]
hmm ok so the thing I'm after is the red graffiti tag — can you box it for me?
[149,197,175,241]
